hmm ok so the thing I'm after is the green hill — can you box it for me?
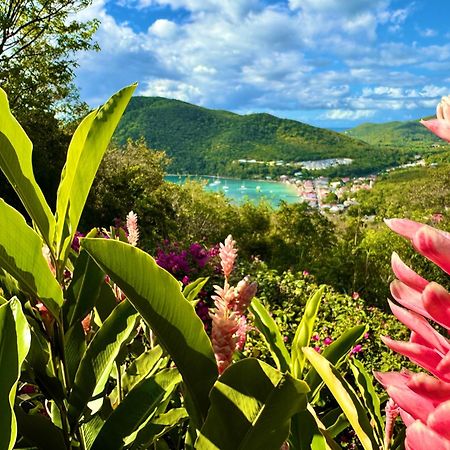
[114,96,410,176]
[344,119,441,146]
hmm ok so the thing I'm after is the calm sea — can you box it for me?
[165,175,299,207]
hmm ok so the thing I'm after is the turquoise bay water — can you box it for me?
[165,175,299,207]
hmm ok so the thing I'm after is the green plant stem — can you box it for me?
[116,361,123,403]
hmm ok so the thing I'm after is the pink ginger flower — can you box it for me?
[384,398,400,450]
[81,313,92,335]
[126,211,139,246]
[421,95,450,142]
[219,235,237,279]
[375,218,450,450]
[232,276,258,314]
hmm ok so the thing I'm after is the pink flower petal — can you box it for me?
[413,226,450,275]
[391,252,429,292]
[388,300,450,355]
[374,370,412,389]
[427,400,450,440]
[422,282,450,331]
[406,420,450,450]
[385,218,425,241]
[381,336,448,381]
[400,408,416,428]
[387,385,435,423]
[407,373,450,405]
[421,119,450,143]
[390,280,432,320]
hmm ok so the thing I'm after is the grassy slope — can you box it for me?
[115,96,397,175]
[344,120,440,146]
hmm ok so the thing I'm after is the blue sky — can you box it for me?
[74,0,450,128]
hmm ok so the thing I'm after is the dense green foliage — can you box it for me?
[114,96,408,177]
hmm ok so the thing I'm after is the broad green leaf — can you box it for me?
[94,281,118,325]
[183,277,208,303]
[14,405,66,450]
[68,300,138,425]
[0,88,55,249]
[54,84,136,264]
[196,358,309,450]
[122,345,164,395]
[91,368,181,450]
[290,408,337,450]
[0,298,31,450]
[0,199,63,317]
[305,324,366,399]
[64,249,105,328]
[303,348,378,450]
[248,297,291,372]
[81,238,218,426]
[129,408,188,450]
[291,286,325,378]
[64,322,87,385]
[349,359,384,442]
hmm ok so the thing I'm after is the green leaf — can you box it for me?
[303,348,378,450]
[91,368,181,450]
[305,324,366,399]
[0,298,31,450]
[68,299,138,425]
[248,297,291,372]
[54,84,136,264]
[64,322,87,385]
[196,358,309,450]
[14,405,66,450]
[183,277,209,303]
[291,286,324,378]
[64,249,105,328]
[129,408,188,450]
[0,199,63,317]
[349,359,384,442]
[81,238,218,426]
[0,88,55,249]
[290,408,338,450]
[122,345,164,395]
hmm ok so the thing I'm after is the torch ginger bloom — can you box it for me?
[219,234,237,279]
[375,218,450,450]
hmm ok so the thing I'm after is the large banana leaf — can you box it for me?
[91,368,181,449]
[54,84,136,264]
[64,249,105,328]
[248,297,290,372]
[0,298,31,450]
[196,358,309,450]
[68,300,138,425]
[305,324,366,399]
[0,89,55,249]
[0,199,63,317]
[81,238,218,426]
[291,286,324,378]
[303,348,379,450]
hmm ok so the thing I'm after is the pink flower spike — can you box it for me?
[126,211,139,246]
[219,235,237,279]
[428,401,450,440]
[384,218,424,241]
[421,119,450,142]
[413,226,450,275]
[233,276,257,313]
[391,252,428,293]
[406,420,450,450]
[422,282,450,331]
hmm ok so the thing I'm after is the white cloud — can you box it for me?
[141,79,203,102]
[324,109,375,120]
[418,28,437,38]
[149,19,178,38]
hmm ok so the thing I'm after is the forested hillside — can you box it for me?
[114,96,408,176]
